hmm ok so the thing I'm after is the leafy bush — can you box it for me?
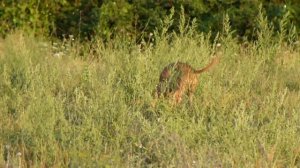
[0,1,299,40]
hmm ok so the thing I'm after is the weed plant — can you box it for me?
[0,10,300,167]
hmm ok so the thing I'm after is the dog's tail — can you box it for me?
[194,57,219,74]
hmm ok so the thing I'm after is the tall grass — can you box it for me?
[0,10,300,167]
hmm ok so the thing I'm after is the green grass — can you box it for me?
[0,22,300,167]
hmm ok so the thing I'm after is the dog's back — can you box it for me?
[155,58,218,104]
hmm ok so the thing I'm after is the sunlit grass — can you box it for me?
[0,15,300,167]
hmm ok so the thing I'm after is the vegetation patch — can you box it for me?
[0,8,300,168]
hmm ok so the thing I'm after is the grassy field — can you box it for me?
[0,16,300,167]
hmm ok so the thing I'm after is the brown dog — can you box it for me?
[155,57,219,104]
